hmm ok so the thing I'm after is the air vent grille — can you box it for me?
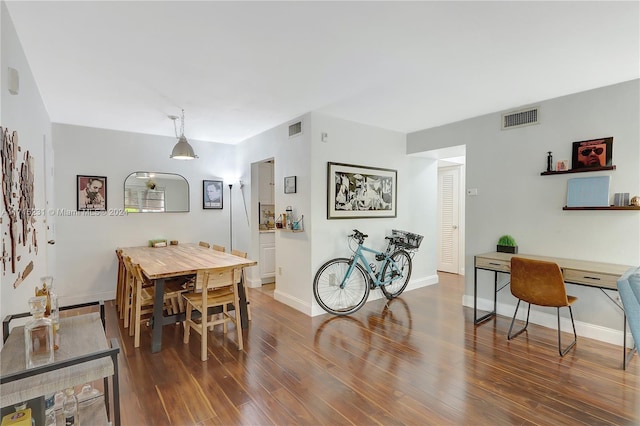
[289,121,302,137]
[501,107,539,130]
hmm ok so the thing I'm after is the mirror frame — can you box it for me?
[124,171,190,213]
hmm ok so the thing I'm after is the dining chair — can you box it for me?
[507,257,578,356]
[115,249,126,318]
[125,258,189,347]
[231,249,252,321]
[212,244,226,253]
[199,241,211,248]
[183,267,243,361]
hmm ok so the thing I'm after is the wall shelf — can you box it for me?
[563,205,640,211]
[541,165,616,175]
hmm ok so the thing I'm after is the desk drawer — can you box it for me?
[562,269,617,289]
[476,257,510,272]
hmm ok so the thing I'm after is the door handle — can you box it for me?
[48,240,55,245]
[452,225,458,229]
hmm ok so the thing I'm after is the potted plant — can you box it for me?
[497,235,518,254]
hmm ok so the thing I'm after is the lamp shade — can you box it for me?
[170,135,198,160]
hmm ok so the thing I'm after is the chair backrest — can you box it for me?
[212,244,226,253]
[199,241,211,248]
[617,267,640,347]
[231,249,247,259]
[194,268,236,292]
[510,257,569,307]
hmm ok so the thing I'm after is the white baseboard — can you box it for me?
[274,289,313,316]
[462,295,634,347]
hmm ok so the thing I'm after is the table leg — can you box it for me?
[151,278,165,353]
[237,272,249,329]
[474,267,498,324]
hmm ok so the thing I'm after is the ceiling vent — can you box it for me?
[501,107,539,130]
[288,121,302,138]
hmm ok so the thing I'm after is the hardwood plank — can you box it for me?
[103,272,640,425]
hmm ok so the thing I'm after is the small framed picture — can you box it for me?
[77,175,107,211]
[284,176,297,194]
[571,137,613,169]
[556,160,569,171]
[203,180,223,209]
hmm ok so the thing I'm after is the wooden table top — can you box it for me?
[119,243,257,280]
[475,251,632,276]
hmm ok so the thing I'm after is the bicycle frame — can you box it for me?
[340,242,403,289]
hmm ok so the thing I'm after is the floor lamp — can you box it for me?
[228,184,233,251]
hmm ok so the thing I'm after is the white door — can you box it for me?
[437,167,460,273]
[43,135,56,277]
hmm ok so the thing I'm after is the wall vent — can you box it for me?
[288,121,302,138]
[501,107,539,130]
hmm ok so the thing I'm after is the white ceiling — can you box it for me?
[5,1,639,144]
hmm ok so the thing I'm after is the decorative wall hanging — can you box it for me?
[77,175,107,211]
[1,126,38,279]
[571,137,613,169]
[284,176,297,194]
[203,180,223,209]
[327,162,397,219]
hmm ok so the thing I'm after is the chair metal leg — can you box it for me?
[558,306,577,356]
[508,300,531,340]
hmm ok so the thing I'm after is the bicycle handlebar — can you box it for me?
[350,229,367,244]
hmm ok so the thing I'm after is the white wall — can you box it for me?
[1,2,52,325]
[237,112,439,316]
[407,79,640,344]
[51,124,237,306]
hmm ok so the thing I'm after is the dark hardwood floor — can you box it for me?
[102,273,639,425]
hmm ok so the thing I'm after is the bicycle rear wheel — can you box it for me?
[314,258,370,315]
[380,250,412,299]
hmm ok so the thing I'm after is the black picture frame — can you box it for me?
[284,176,297,194]
[203,180,223,209]
[77,175,107,211]
[327,162,397,219]
[571,137,613,170]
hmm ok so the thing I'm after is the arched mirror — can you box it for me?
[124,172,189,212]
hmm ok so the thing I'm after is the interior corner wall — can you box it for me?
[236,113,313,313]
[51,124,236,306]
[309,112,438,316]
[1,2,52,327]
[407,80,640,343]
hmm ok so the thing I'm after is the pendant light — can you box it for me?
[169,109,198,160]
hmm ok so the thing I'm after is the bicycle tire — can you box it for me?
[380,250,412,299]
[313,258,370,315]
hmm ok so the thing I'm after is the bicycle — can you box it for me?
[313,229,423,315]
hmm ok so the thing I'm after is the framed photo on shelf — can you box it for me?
[327,162,397,219]
[203,180,223,209]
[571,137,613,170]
[77,175,107,211]
[284,176,297,194]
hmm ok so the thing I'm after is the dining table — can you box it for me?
[119,243,257,353]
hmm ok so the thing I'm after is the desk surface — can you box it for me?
[475,251,632,290]
[0,313,113,408]
[120,243,257,279]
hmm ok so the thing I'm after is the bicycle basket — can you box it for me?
[391,229,424,250]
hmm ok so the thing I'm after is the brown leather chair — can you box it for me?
[508,257,578,356]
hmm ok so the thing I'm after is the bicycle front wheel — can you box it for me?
[380,250,412,299]
[314,258,370,315]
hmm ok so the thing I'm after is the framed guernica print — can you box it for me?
[77,175,107,211]
[327,162,397,219]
